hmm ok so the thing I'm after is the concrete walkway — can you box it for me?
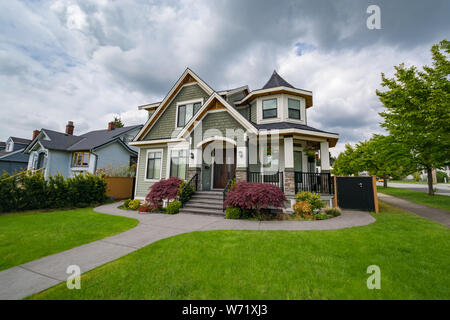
[378,193,450,227]
[0,203,374,300]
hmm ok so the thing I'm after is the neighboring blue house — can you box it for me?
[24,121,142,179]
[0,136,31,174]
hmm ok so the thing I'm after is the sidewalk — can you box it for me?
[0,202,375,300]
[378,193,450,227]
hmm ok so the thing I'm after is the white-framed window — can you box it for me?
[72,152,90,167]
[262,98,277,119]
[169,149,188,180]
[288,98,301,120]
[176,100,202,128]
[145,149,163,181]
[6,142,13,152]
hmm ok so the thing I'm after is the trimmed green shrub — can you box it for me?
[295,191,325,213]
[179,182,194,205]
[0,171,107,213]
[166,200,181,214]
[128,199,141,210]
[324,207,341,217]
[314,213,329,220]
[123,199,131,208]
[225,207,242,219]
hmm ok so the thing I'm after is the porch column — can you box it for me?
[283,137,295,201]
[236,144,248,183]
[320,141,330,173]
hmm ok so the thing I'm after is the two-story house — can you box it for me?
[0,136,31,174]
[24,121,142,179]
[131,68,339,213]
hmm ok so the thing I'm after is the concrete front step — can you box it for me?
[179,207,225,216]
[191,194,223,201]
[184,202,223,210]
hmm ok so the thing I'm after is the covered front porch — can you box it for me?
[186,134,334,199]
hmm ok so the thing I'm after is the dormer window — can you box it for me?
[262,98,277,119]
[6,142,13,152]
[177,101,202,127]
[288,98,301,120]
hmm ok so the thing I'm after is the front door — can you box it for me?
[213,148,236,189]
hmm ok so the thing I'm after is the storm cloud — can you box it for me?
[0,0,448,154]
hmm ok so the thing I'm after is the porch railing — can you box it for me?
[294,172,333,194]
[248,171,284,192]
[223,175,236,211]
[180,173,198,207]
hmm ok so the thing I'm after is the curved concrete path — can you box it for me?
[0,203,374,300]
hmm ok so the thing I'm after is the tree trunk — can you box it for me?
[383,174,388,188]
[427,168,434,196]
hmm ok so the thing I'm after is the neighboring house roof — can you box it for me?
[0,148,29,162]
[26,125,142,154]
[39,129,85,151]
[10,137,31,145]
[254,122,338,135]
[0,141,5,148]
[262,70,295,89]
[67,125,142,151]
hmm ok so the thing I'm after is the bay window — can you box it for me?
[288,98,301,120]
[262,98,277,119]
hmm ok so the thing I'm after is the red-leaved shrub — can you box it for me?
[224,182,287,211]
[146,177,183,209]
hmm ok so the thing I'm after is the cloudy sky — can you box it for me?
[1,0,448,155]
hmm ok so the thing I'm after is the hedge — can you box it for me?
[0,171,107,213]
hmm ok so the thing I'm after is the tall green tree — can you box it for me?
[113,116,124,128]
[331,144,360,176]
[377,40,450,195]
[356,135,416,188]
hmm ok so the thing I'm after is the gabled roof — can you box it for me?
[10,137,31,145]
[38,129,85,151]
[0,148,29,162]
[177,92,258,139]
[67,125,142,151]
[25,125,141,154]
[135,68,215,141]
[262,71,295,89]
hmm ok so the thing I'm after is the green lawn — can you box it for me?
[378,186,450,211]
[30,202,450,300]
[0,208,138,271]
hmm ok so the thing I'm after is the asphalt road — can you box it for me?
[376,182,450,196]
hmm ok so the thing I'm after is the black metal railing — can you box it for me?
[223,175,236,211]
[180,173,198,207]
[248,171,284,192]
[294,172,333,194]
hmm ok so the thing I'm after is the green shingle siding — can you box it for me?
[201,111,245,141]
[135,145,168,198]
[250,101,257,123]
[144,84,210,140]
